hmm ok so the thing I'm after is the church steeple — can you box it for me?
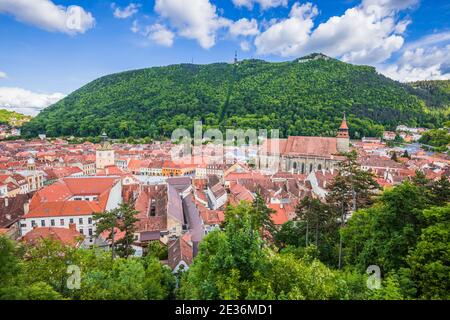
[336,113,350,153]
[337,113,349,138]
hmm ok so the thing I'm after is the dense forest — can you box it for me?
[22,54,449,140]
[408,80,450,109]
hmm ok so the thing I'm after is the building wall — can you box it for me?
[20,215,95,238]
[284,157,340,173]
[105,181,123,211]
[96,150,115,169]
[166,216,183,241]
[337,137,350,153]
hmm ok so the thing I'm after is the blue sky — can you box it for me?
[0,0,449,115]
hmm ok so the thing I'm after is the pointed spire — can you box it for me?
[339,113,349,130]
[337,113,349,139]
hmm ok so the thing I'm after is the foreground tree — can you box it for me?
[251,192,277,242]
[326,151,380,268]
[94,202,139,259]
[342,181,432,273]
[430,175,450,206]
[406,205,450,299]
[179,202,372,300]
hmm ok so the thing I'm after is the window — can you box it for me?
[88,217,92,224]
[79,218,83,225]
[150,199,156,217]
[40,220,45,227]
[60,219,64,226]
[20,223,26,228]
[50,219,55,226]
[79,229,84,235]
[69,218,74,224]
[310,164,313,173]
[31,220,36,227]
[318,164,322,170]
[88,229,93,236]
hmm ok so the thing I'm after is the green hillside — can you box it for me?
[0,109,32,127]
[22,54,449,139]
[407,80,450,109]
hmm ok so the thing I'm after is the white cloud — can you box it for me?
[0,0,95,35]
[403,31,450,51]
[240,40,251,51]
[144,23,175,47]
[0,87,65,116]
[254,2,317,56]
[362,0,419,15]
[111,3,140,19]
[254,0,416,64]
[0,71,6,79]
[380,32,450,82]
[229,18,259,37]
[131,20,139,33]
[232,0,288,10]
[154,0,231,49]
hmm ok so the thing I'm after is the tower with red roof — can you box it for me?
[337,114,350,153]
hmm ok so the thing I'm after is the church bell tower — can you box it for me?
[337,114,350,153]
[96,132,115,170]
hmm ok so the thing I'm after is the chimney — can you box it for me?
[4,197,8,207]
[69,223,77,231]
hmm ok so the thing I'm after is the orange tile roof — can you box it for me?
[268,203,290,225]
[22,227,83,247]
[27,177,119,218]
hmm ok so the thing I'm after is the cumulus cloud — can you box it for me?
[229,18,259,37]
[0,87,65,116]
[380,32,450,82]
[111,3,140,19]
[254,2,317,56]
[0,71,6,79]
[144,23,175,47]
[232,0,288,10]
[154,0,231,49]
[254,0,416,64]
[0,0,95,35]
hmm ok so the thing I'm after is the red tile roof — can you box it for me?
[26,177,119,218]
[261,136,341,158]
[269,203,290,225]
[22,227,83,247]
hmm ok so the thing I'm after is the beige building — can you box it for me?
[96,133,115,170]
[258,116,350,174]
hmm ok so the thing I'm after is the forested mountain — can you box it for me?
[22,54,449,139]
[407,80,450,109]
[0,109,31,127]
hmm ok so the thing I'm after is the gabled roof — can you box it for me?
[261,136,340,158]
[26,177,120,218]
